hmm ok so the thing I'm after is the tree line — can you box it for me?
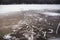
[0,0,60,4]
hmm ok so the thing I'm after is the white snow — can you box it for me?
[0,4,60,14]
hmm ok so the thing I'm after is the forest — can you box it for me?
[0,0,60,4]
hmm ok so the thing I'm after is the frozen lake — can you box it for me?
[0,4,60,14]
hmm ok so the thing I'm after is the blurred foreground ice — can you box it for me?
[48,38,60,40]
